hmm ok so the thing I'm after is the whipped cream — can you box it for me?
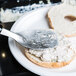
[28,33,75,62]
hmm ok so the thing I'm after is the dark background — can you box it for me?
[0,0,61,8]
[0,0,61,76]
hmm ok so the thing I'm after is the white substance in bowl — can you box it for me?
[0,4,51,22]
[28,33,74,62]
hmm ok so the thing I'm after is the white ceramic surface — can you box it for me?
[8,6,76,76]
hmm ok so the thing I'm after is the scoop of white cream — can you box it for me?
[28,33,75,62]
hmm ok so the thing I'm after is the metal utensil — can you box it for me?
[0,27,58,50]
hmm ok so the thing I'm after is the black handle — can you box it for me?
[0,23,2,32]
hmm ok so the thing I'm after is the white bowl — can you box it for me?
[8,6,76,76]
